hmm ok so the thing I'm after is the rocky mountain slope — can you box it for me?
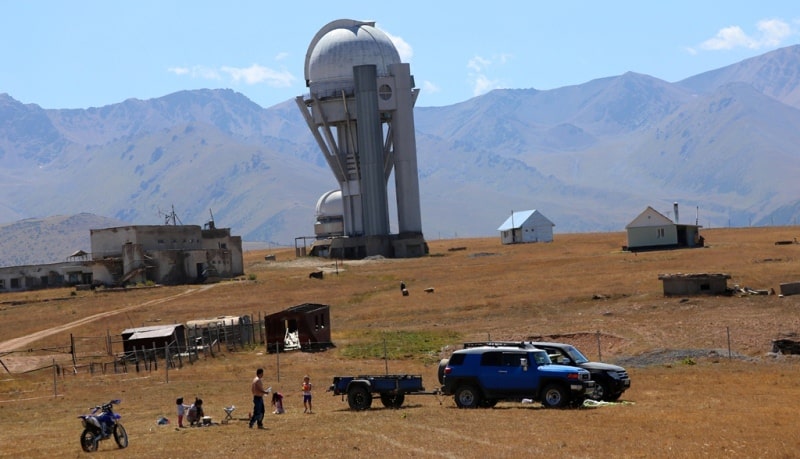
[1,45,799,265]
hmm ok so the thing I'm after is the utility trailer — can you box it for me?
[329,374,436,411]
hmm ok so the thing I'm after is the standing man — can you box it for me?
[249,368,270,429]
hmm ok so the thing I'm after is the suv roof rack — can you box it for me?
[462,341,535,349]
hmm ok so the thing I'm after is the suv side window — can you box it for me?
[502,352,525,367]
[480,351,503,366]
[448,353,466,366]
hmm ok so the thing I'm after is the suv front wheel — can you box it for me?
[454,385,481,409]
[541,384,569,408]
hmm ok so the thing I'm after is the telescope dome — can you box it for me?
[305,19,401,98]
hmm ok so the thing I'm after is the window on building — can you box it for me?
[0,279,5,289]
[10,278,20,288]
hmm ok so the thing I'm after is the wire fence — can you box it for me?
[0,313,277,401]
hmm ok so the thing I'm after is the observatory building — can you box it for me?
[296,19,427,259]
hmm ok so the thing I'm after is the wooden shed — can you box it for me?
[121,324,186,357]
[265,303,332,353]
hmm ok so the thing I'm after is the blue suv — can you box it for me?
[438,342,594,408]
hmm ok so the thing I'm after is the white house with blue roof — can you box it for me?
[497,210,555,244]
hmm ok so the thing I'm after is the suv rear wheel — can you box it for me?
[454,385,481,409]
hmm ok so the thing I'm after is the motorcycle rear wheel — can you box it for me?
[113,424,128,448]
[80,429,98,452]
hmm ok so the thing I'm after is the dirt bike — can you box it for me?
[78,399,128,452]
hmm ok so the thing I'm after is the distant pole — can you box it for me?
[596,331,602,361]
[383,338,389,375]
[52,358,57,398]
[276,341,280,382]
[726,326,732,359]
[165,342,170,383]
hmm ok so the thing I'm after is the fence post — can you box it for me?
[52,358,57,398]
[727,326,732,359]
[258,312,264,345]
[268,313,269,354]
[384,338,389,375]
[70,333,77,372]
[152,342,158,371]
[165,341,170,384]
[596,330,602,361]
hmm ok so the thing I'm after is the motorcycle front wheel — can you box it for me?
[113,423,128,448]
[80,429,98,452]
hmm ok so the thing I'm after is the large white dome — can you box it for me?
[304,19,401,99]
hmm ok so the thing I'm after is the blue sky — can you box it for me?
[2,1,799,110]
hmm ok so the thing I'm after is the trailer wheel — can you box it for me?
[380,393,406,408]
[347,385,373,411]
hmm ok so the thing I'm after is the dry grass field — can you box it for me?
[1,227,800,458]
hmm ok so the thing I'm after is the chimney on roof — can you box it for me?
[673,202,679,224]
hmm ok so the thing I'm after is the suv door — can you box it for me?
[478,351,538,395]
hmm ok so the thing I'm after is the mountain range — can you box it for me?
[2,45,800,266]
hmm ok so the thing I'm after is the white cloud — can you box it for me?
[383,30,413,62]
[168,65,222,80]
[274,52,289,61]
[472,74,499,97]
[698,18,794,51]
[467,54,510,97]
[221,64,295,87]
[756,18,793,46]
[422,80,440,94]
[169,64,295,87]
[167,67,189,76]
[467,56,491,73]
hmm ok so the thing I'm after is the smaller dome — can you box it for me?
[315,189,343,218]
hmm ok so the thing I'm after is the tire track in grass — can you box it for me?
[342,425,460,458]
[0,284,217,352]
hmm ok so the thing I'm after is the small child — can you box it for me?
[302,375,313,414]
[176,397,190,428]
[272,391,285,414]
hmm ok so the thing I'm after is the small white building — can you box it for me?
[497,210,555,245]
[625,206,703,251]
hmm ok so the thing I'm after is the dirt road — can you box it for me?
[0,285,216,354]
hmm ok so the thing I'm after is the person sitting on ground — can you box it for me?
[272,392,285,414]
[186,398,204,426]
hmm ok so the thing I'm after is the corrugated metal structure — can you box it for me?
[265,303,332,353]
[121,324,186,356]
[497,210,555,244]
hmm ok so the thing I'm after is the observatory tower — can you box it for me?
[296,19,427,259]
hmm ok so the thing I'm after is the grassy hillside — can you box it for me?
[1,227,799,457]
